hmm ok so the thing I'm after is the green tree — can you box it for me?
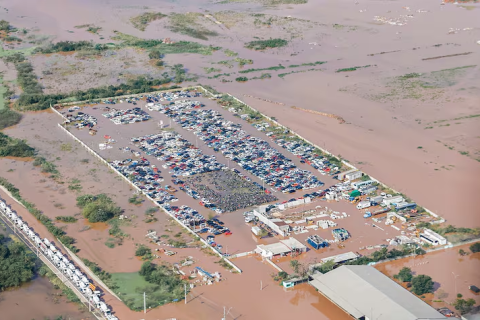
[0,20,10,31]
[411,275,434,295]
[76,194,122,222]
[470,242,480,253]
[317,260,335,274]
[0,241,36,290]
[135,245,151,257]
[394,267,413,282]
[452,298,476,315]
[290,260,300,274]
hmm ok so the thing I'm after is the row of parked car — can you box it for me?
[147,100,323,194]
[102,107,151,125]
[110,158,179,205]
[98,90,201,106]
[163,204,230,237]
[131,132,225,177]
[66,112,97,129]
[275,139,341,176]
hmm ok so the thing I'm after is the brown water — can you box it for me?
[0,277,91,320]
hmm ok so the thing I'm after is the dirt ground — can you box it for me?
[376,242,480,314]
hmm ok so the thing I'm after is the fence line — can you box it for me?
[55,123,242,274]
[0,203,106,320]
[197,86,442,220]
[265,258,283,272]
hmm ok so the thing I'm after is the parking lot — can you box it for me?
[58,90,343,255]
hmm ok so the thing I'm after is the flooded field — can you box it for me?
[1,0,480,318]
[376,242,480,311]
[0,277,91,320]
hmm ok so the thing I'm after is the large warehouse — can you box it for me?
[310,265,447,320]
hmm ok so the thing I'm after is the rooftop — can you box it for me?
[309,265,446,320]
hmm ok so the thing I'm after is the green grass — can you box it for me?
[224,49,238,57]
[245,38,288,50]
[278,67,322,78]
[111,272,169,310]
[0,44,37,58]
[168,13,218,40]
[130,12,167,31]
[336,65,372,73]
[239,65,285,73]
[288,61,326,68]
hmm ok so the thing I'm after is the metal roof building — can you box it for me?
[309,265,446,320]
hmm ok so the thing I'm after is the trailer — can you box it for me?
[356,200,371,210]
[307,235,329,249]
[345,171,363,181]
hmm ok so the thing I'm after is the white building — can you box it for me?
[345,171,363,181]
[421,228,447,246]
[255,237,307,259]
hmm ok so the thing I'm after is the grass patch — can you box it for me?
[204,67,221,74]
[245,38,288,50]
[128,195,143,205]
[168,13,218,40]
[239,64,285,73]
[224,49,238,57]
[112,272,156,309]
[130,12,167,31]
[278,68,322,78]
[233,57,253,67]
[0,109,22,130]
[336,65,372,73]
[60,143,72,152]
[33,156,59,176]
[251,73,271,80]
[68,178,82,192]
[87,26,102,34]
[0,133,34,158]
[288,61,326,68]
[55,216,78,223]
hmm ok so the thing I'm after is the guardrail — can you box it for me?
[0,200,106,320]
[55,123,242,274]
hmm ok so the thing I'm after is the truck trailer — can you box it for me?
[364,207,390,218]
[356,200,371,210]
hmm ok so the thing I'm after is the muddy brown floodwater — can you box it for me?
[376,242,480,312]
[0,277,91,320]
[0,227,89,320]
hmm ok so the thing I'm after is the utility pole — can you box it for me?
[260,280,262,291]
[452,272,459,294]
[184,283,187,304]
[144,292,146,314]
